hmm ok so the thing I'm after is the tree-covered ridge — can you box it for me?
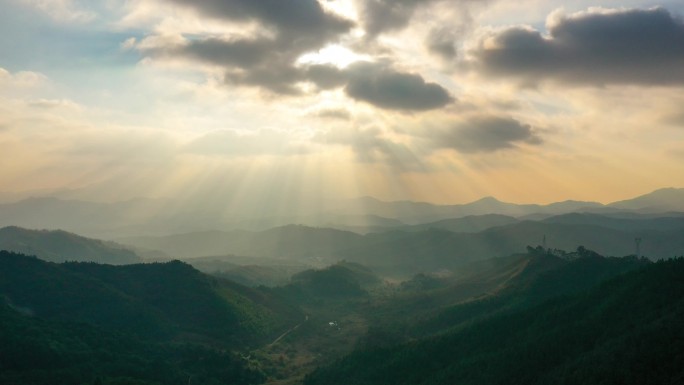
[0,250,316,384]
[0,299,265,385]
[0,251,301,344]
[305,257,684,385]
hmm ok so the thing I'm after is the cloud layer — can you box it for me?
[473,7,684,85]
[3,1,684,205]
[430,116,542,153]
[344,62,454,110]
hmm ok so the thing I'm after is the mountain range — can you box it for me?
[119,214,684,277]
[0,188,682,238]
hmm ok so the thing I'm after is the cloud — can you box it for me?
[180,37,275,68]
[429,115,542,153]
[344,62,453,110]
[0,68,47,88]
[358,0,480,39]
[21,0,97,23]
[359,0,441,37]
[27,98,82,110]
[472,7,684,86]
[311,108,352,120]
[426,27,458,59]
[160,0,353,60]
[164,0,353,40]
[360,0,421,37]
[138,31,454,109]
[120,37,137,51]
[131,1,457,109]
[134,0,353,94]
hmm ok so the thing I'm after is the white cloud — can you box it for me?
[21,0,97,23]
[0,68,48,88]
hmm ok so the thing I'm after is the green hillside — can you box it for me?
[277,262,382,302]
[0,251,301,345]
[305,257,684,385]
[0,300,265,385]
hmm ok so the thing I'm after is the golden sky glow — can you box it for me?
[1,0,684,207]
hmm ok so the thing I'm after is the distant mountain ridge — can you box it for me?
[0,187,682,238]
[339,187,684,223]
[119,225,361,261]
[608,187,684,211]
[120,218,684,277]
[0,226,141,264]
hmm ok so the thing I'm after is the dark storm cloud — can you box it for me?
[474,7,684,85]
[344,62,454,110]
[431,116,541,153]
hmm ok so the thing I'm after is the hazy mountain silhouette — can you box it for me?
[376,214,520,233]
[0,226,141,264]
[120,225,362,261]
[337,196,604,223]
[1,188,682,238]
[608,187,684,211]
[542,212,684,232]
[118,219,684,278]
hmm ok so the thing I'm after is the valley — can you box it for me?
[1,188,684,384]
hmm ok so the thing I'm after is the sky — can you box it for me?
[1,0,684,208]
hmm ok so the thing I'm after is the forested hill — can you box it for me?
[305,257,684,385]
[0,250,312,384]
[0,300,266,385]
[0,251,301,344]
[0,226,141,264]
